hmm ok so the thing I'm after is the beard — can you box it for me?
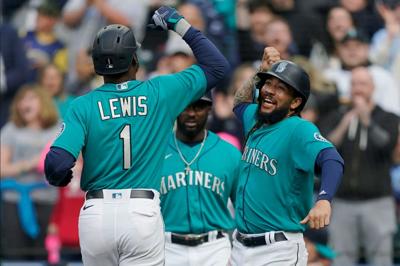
[176,116,208,140]
[257,102,291,125]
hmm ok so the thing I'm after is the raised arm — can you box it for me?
[149,6,229,90]
[233,47,281,107]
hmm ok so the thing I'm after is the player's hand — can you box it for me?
[148,6,184,31]
[259,47,281,72]
[300,200,331,229]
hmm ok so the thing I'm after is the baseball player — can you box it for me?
[44,6,229,266]
[229,48,344,266]
[160,93,241,266]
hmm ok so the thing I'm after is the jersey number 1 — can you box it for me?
[119,124,132,169]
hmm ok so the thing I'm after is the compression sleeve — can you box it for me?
[45,147,76,187]
[183,27,229,90]
[315,147,344,202]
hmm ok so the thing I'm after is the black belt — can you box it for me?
[86,189,154,200]
[171,231,225,247]
[236,231,288,247]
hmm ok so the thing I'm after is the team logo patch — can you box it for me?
[276,61,289,73]
[117,82,128,90]
[314,132,329,143]
[56,122,65,138]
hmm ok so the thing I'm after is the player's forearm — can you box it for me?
[233,75,256,107]
[315,148,344,202]
[45,147,76,187]
[182,26,230,90]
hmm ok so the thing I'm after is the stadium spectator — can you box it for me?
[263,17,298,59]
[22,0,67,82]
[267,0,326,56]
[39,64,75,119]
[0,85,59,260]
[62,0,149,92]
[321,66,399,266]
[339,0,383,38]
[36,142,84,265]
[188,0,239,67]
[323,28,400,115]
[0,23,29,129]
[236,0,275,63]
[310,6,355,71]
[370,1,400,84]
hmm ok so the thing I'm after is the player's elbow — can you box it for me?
[215,57,230,81]
[45,148,76,187]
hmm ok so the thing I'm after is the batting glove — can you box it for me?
[148,6,191,36]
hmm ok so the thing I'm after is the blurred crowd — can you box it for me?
[0,0,399,265]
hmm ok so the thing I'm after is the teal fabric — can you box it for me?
[236,105,333,233]
[52,65,207,191]
[160,132,241,233]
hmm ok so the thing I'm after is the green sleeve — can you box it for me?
[291,120,333,172]
[52,98,87,159]
[152,65,207,120]
[242,104,258,136]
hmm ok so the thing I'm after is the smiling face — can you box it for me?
[327,7,354,42]
[17,90,41,125]
[257,77,302,124]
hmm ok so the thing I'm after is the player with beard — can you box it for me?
[159,93,241,266]
[228,47,344,266]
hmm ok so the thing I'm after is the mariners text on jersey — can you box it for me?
[242,146,278,175]
[160,170,225,197]
[97,96,148,120]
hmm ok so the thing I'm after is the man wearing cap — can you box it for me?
[160,92,241,266]
[22,0,67,82]
[323,28,400,116]
[229,47,344,266]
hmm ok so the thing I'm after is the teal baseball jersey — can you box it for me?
[236,104,333,233]
[160,131,241,234]
[52,65,206,191]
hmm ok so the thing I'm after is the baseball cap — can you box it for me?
[198,91,212,105]
[37,0,61,17]
[341,28,369,44]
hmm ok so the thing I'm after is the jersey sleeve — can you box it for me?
[152,65,207,120]
[291,120,334,173]
[51,98,87,159]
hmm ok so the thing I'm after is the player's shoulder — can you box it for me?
[148,65,203,82]
[290,116,317,129]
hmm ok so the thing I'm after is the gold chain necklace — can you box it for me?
[174,130,207,175]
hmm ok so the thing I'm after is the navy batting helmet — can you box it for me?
[92,24,140,75]
[256,60,310,107]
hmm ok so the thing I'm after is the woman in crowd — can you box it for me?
[0,85,59,260]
